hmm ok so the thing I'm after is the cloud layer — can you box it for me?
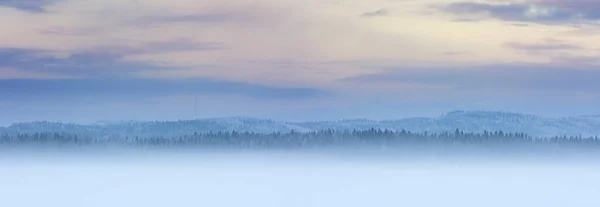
[1,0,600,122]
[343,62,600,93]
[0,78,328,101]
[443,0,600,24]
[0,0,56,13]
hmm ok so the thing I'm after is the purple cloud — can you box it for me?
[442,0,600,24]
[39,26,103,36]
[0,40,224,78]
[0,78,329,101]
[535,0,600,17]
[504,39,582,51]
[341,62,600,93]
[138,14,238,23]
[81,39,224,56]
[362,9,389,17]
[131,11,260,27]
[0,48,162,78]
[0,0,56,13]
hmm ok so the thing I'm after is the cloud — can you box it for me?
[0,67,72,79]
[362,9,388,17]
[552,54,600,65]
[134,13,253,25]
[0,40,223,78]
[38,26,104,36]
[510,23,530,27]
[341,62,600,93]
[443,51,469,56]
[119,1,281,28]
[0,48,157,78]
[0,78,330,101]
[442,0,600,24]
[0,0,569,84]
[0,0,56,13]
[80,39,224,56]
[1,0,597,90]
[504,39,582,51]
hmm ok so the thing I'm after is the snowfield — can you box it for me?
[2,151,600,207]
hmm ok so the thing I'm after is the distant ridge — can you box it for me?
[2,111,600,137]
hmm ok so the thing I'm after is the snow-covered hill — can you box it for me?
[2,111,600,137]
[298,111,585,137]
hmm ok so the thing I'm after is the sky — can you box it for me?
[1,0,600,124]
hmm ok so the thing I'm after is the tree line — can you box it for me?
[2,128,600,149]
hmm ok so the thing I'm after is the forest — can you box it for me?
[2,128,600,150]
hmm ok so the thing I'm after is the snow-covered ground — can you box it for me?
[2,151,600,207]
